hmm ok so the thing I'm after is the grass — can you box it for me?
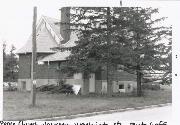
[3,88,171,120]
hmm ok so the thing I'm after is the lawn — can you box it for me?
[3,88,172,120]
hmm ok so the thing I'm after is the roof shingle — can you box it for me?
[39,51,71,62]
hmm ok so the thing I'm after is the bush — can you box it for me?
[36,84,56,91]
[3,82,17,91]
[142,82,160,90]
[36,84,74,94]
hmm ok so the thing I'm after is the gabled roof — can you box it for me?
[16,19,59,54]
[42,16,63,42]
[16,16,62,54]
[17,15,79,63]
[39,51,71,62]
[111,71,136,81]
[38,31,78,62]
[43,16,60,35]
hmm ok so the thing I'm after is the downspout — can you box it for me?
[48,60,49,85]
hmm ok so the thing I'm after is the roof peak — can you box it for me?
[16,15,61,54]
[41,15,59,22]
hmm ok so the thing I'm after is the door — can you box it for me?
[89,73,95,93]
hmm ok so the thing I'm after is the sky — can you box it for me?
[0,0,61,52]
[0,0,173,52]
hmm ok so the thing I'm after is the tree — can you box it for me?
[57,7,172,96]
[3,44,18,82]
[3,42,6,59]
[60,7,116,96]
[111,7,172,96]
[3,42,6,75]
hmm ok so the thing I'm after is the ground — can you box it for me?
[3,87,171,120]
[60,105,171,122]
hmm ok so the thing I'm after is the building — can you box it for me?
[16,8,137,95]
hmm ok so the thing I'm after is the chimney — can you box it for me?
[60,7,70,44]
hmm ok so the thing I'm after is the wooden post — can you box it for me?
[31,6,37,106]
[48,61,49,84]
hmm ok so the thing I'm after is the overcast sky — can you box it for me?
[0,0,61,52]
[0,0,173,52]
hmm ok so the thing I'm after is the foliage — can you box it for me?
[142,82,160,90]
[3,43,19,82]
[57,7,172,96]
[3,82,18,91]
[36,84,74,94]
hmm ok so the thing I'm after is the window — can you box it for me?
[119,84,124,89]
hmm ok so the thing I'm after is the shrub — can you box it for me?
[142,82,160,90]
[36,84,56,91]
[36,84,74,94]
[3,82,17,91]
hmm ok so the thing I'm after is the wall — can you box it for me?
[95,80,102,94]
[18,53,63,91]
[94,69,137,94]
[18,78,59,91]
[18,71,84,91]
[18,55,137,94]
[36,61,61,79]
[99,70,136,81]
[18,77,137,94]
[18,78,84,91]
[112,81,137,93]
[95,80,137,94]
[18,53,63,79]
[18,54,32,79]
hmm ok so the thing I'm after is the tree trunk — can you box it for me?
[81,72,89,95]
[106,7,112,97]
[107,79,112,96]
[137,64,142,96]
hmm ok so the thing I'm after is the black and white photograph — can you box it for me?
[0,0,179,124]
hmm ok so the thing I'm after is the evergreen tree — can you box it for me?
[3,42,7,80]
[111,7,172,96]
[3,44,18,82]
[57,7,172,96]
